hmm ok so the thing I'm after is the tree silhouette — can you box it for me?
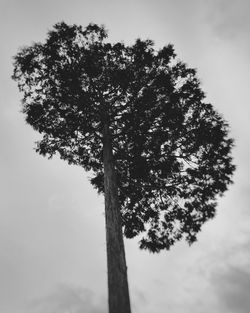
[12,22,235,313]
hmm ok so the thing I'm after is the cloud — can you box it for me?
[29,284,107,313]
[210,239,250,313]
[131,286,149,312]
[29,284,150,313]
[212,265,250,313]
[205,0,250,42]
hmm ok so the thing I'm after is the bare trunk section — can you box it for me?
[103,122,131,313]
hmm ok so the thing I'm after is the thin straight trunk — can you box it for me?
[103,122,131,313]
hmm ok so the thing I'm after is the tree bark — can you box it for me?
[103,122,131,313]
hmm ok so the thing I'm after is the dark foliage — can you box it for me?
[13,22,235,252]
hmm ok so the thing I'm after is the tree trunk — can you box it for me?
[103,122,131,313]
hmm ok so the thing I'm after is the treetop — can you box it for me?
[13,22,235,252]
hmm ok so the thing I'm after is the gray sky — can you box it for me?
[0,0,250,312]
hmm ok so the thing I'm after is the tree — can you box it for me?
[12,22,235,313]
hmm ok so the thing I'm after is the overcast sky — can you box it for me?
[0,0,250,312]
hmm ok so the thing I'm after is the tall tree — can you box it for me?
[12,22,235,313]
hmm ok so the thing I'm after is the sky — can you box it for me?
[0,0,250,312]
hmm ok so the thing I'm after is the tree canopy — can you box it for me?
[13,22,235,252]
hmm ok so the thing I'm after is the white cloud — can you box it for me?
[204,0,250,43]
[212,261,250,312]
[29,284,107,313]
